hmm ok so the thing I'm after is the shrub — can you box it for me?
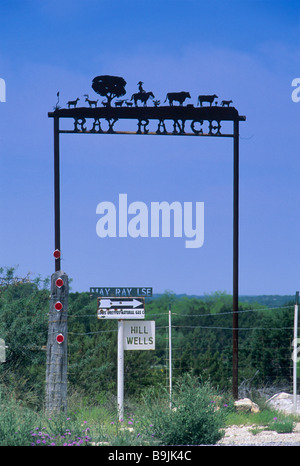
[29,413,92,446]
[137,373,226,445]
[0,389,38,446]
[0,386,94,446]
[268,416,295,434]
[95,415,149,446]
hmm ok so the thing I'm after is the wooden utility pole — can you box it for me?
[45,271,68,412]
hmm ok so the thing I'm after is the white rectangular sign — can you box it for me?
[123,320,155,350]
[97,309,145,319]
[97,297,145,319]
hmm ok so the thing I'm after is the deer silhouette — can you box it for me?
[67,97,80,108]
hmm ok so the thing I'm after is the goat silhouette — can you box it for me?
[67,97,80,108]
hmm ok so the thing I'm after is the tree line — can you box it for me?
[0,267,296,409]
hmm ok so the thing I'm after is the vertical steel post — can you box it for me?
[117,320,124,421]
[232,119,239,400]
[293,291,299,413]
[169,304,172,408]
[54,116,61,271]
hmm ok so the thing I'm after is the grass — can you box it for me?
[224,407,299,435]
[69,402,299,443]
[1,381,299,445]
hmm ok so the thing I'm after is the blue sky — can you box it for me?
[0,0,299,296]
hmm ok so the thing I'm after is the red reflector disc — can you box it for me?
[53,249,61,259]
[54,301,63,311]
[55,278,64,288]
[56,334,64,344]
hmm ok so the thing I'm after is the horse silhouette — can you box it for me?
[131,91,155,107]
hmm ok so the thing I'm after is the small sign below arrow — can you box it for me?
[97,296,145,319]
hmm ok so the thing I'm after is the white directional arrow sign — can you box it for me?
[97,296,145,319]
[99,298,143,309]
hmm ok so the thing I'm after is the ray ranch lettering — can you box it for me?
[70,115,224,136]
[96,194,204,249]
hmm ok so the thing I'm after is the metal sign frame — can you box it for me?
[48,91,246,399]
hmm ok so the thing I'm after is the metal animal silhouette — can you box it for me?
[115,99,127,107]
[197,94,218,107]
[84,94,98,107]
[164,91,191,106]
[67,97,80,108]
[221,100,233,107]
[63,76,231,113]
[131,91,155,107]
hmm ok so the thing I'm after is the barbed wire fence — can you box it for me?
[0,273,298,404]
[66,301,298,400]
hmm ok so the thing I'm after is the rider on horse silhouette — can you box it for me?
[138,81,146,93]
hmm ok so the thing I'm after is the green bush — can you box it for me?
[94,415,150,446]
[137,374,226,445]
[268,416,295,434]
[0,387,94,446]
[29,413,93,446]
[0,389,38,446]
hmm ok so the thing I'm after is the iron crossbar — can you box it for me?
[48,105,245,137]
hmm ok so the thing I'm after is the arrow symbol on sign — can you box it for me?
[99,298,142,309]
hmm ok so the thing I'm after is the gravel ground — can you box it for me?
[216,422,300,446]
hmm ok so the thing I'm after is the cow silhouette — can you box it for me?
[197,94,218,107]
[164,91,191,106]
[221,100,233,107]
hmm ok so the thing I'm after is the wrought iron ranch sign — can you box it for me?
[46,75,246,411]
[50,75,242,137]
